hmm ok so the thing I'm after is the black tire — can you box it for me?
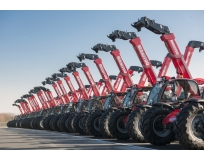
[200,112,204,141]
[7,121,13,127]
[73,113,86,135]
[13,120,18,127]
[28,118,34,129]
[57,114,65,131]
[58,113,70,132]
[141,106,175,145]
[175,103,204,149]
[126,107,147,142]
[43,115,54,130]
[25,118,30,129]
[65,113,76,133]
[32,117,39,129]
[82,113,91,135]
[29,118,34,129]
[108,109,130,140]
[99,110,113,138]
[36,116,44,130]
[87,111,103,137]
[16,120,19,128]
[20,119,26,128]
[49,115,61,131]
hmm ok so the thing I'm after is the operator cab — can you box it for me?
[147,76,201,105]
[121,86,152,109]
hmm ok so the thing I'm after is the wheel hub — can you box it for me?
[153,115,171,137]
[190,114,202,140]
[94,117,100,131]
[117,116,127,134]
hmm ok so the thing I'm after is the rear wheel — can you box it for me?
[87,111,103,137]
[126,107,147,142]
[99,110,113,138]
[32,118,38,129]
[43,115,54,130]
[65,113,76,133]
[38,116,45,130]
[58,113,70,132]
[73,113,86,135]
[82,113,91,135]
[141,106,175,145]
[108,109,130,140]
[176,103,204,149]
[200,112,204,141]
[49,115,61,131]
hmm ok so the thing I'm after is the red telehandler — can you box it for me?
[105,30,173,141]
[57,67,100,133]
[130,16,204,149]
[44,74,77,132]
[7,103,23,128]
[67,62,132,136]
[76,53,146,137]
[91,43,163,140]
[8,99,29,128]
[66,62,111,135]
[19,94,40,129]
[41,77,72,131]
[107,27,203,145]
[14,98,33,128]
[53,71,105,133]
[28,86,55,130]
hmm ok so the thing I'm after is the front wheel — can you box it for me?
[141,106,175,145]
[58,113,70,132]
[65,113,76,133]
[99,110,113,138]
[87,111,103,137]
[82,113,91,135]
[126,107,147,142]
[73,113,86,135]
[108,109,131,140]
[175,103,204,149]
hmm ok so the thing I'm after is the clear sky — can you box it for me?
[0,10,204,114]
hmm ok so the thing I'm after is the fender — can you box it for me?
[152,102,175,111]
[162,109,180,124]
[137,104,152,109]
[185,98,204,103]
[183,101,204,110]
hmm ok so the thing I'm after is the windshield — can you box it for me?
[66,102,73,113]
[76,100,84,112]
[102,92,116,110]
[134,90,150,104]
[147,81,165,105]
[122,92,130,107]
[86,100,93,111]
[50,107,55,115]
[103,96,112,110]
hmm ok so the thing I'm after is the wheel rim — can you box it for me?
[117,116,127,134]
[190,114,202,140]
[153,115,171,137]
[93,117,100,131]
[78,118,83,129]
[40,119,44,128]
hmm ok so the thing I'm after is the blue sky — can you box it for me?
[0,10,204,114]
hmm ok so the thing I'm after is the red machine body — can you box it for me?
[64,76,79,102]
[81,66,101,96]
[131,17,204,125]
[72,71,89,100]
[94,58,115,93]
